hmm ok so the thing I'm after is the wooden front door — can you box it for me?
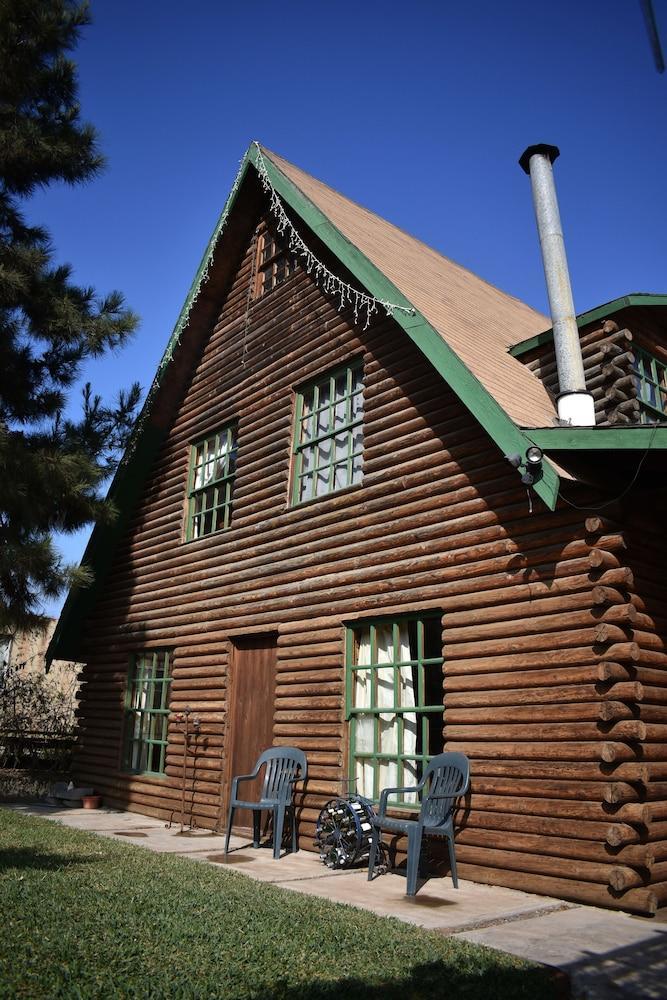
[225,634,277,831]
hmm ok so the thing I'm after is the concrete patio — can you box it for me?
[7,802,667,999]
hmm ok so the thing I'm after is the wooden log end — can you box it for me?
[609,866,646,892]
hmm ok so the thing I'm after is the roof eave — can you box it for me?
[525,425,667,451]
[254,146,561,511]
[510,294,667,358]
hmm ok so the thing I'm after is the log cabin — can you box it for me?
[48,142,667,915]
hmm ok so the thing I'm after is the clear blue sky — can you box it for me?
[30,0,667,617]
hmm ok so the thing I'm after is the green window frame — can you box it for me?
[345,613,445,807]
[186,425,238,540]
[123,650,172,776]
[632,346,667,423]
[291,361,363,505]
[254,226,297,298]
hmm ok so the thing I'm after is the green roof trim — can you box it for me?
[526,425,667,451]
[250,146,561,511]
[47,423,167,662]
[510,293,667,357]
[47,154,256,663]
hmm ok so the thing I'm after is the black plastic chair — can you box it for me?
[367,751,470,896]
[224,746,307,860]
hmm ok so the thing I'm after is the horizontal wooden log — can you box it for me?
[455,844,615,885]
[608,867,648,891]
[446,703,637,725]
[467,760,649,783]
[448,740,633,763]
[602,782,643,805]
[592,586,628,606]
[589,549,622,570]
[448,681,644,709]
[443,721,646,742]
[601,742,642,764]
[606,823,646,847]
[461,792,651,824]
[460,807,625,843]
[456,828,654,868]
[471,775,633,802]
[454,864,656,915]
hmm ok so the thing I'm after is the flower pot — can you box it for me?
[82,795,102,809]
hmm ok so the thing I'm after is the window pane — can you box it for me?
[300,416,313,443]
[316,407,330,438]
[334,434,347,463]
[355,715,374,753]
[377,666,394,707]
[333,462,347,489]
[356,758,374,798]
[423,618,442,661]
[299,473,313,502]
[334,397,347,428]
[353,669,372,708]
[379,758,398,793]
[317,440,331,468]
[402,759,420,803]
[379,713,398,752]
[315,470,329,497]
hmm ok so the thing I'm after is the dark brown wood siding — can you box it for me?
[73,209,662,914]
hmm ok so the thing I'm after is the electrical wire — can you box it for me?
[557,423,660,512]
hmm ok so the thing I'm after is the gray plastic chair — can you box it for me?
[367,751,470,896]
[224,746,307,860]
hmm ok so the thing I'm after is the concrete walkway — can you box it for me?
[9,803,667,999]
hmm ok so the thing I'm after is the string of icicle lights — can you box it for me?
[252,142,415,330]
[131,143,414,457]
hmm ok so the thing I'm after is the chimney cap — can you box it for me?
[519,144,560,174]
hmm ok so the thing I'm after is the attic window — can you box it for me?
[255,226,296,298]
[632,346,667,422]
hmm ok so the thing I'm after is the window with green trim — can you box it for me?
[346,614,444,806]
[187,425,238,539]
[292,362,363,504]
[633,346,667,423]
[254,226,297,298]
[123,650,172,776]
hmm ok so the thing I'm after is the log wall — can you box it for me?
[73,206,665,914]
[519,307,666,427]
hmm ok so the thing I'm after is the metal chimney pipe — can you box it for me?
[519,144,596,427]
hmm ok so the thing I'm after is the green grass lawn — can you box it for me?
[0,809,559,999]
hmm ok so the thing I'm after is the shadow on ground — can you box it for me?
[563,930,667,1000]
[0,848,98,873]
[253,959,566,1000]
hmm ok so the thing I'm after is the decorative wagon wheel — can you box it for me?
[315,796,378,869]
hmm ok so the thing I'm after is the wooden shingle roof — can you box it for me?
[263,148,557,429]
